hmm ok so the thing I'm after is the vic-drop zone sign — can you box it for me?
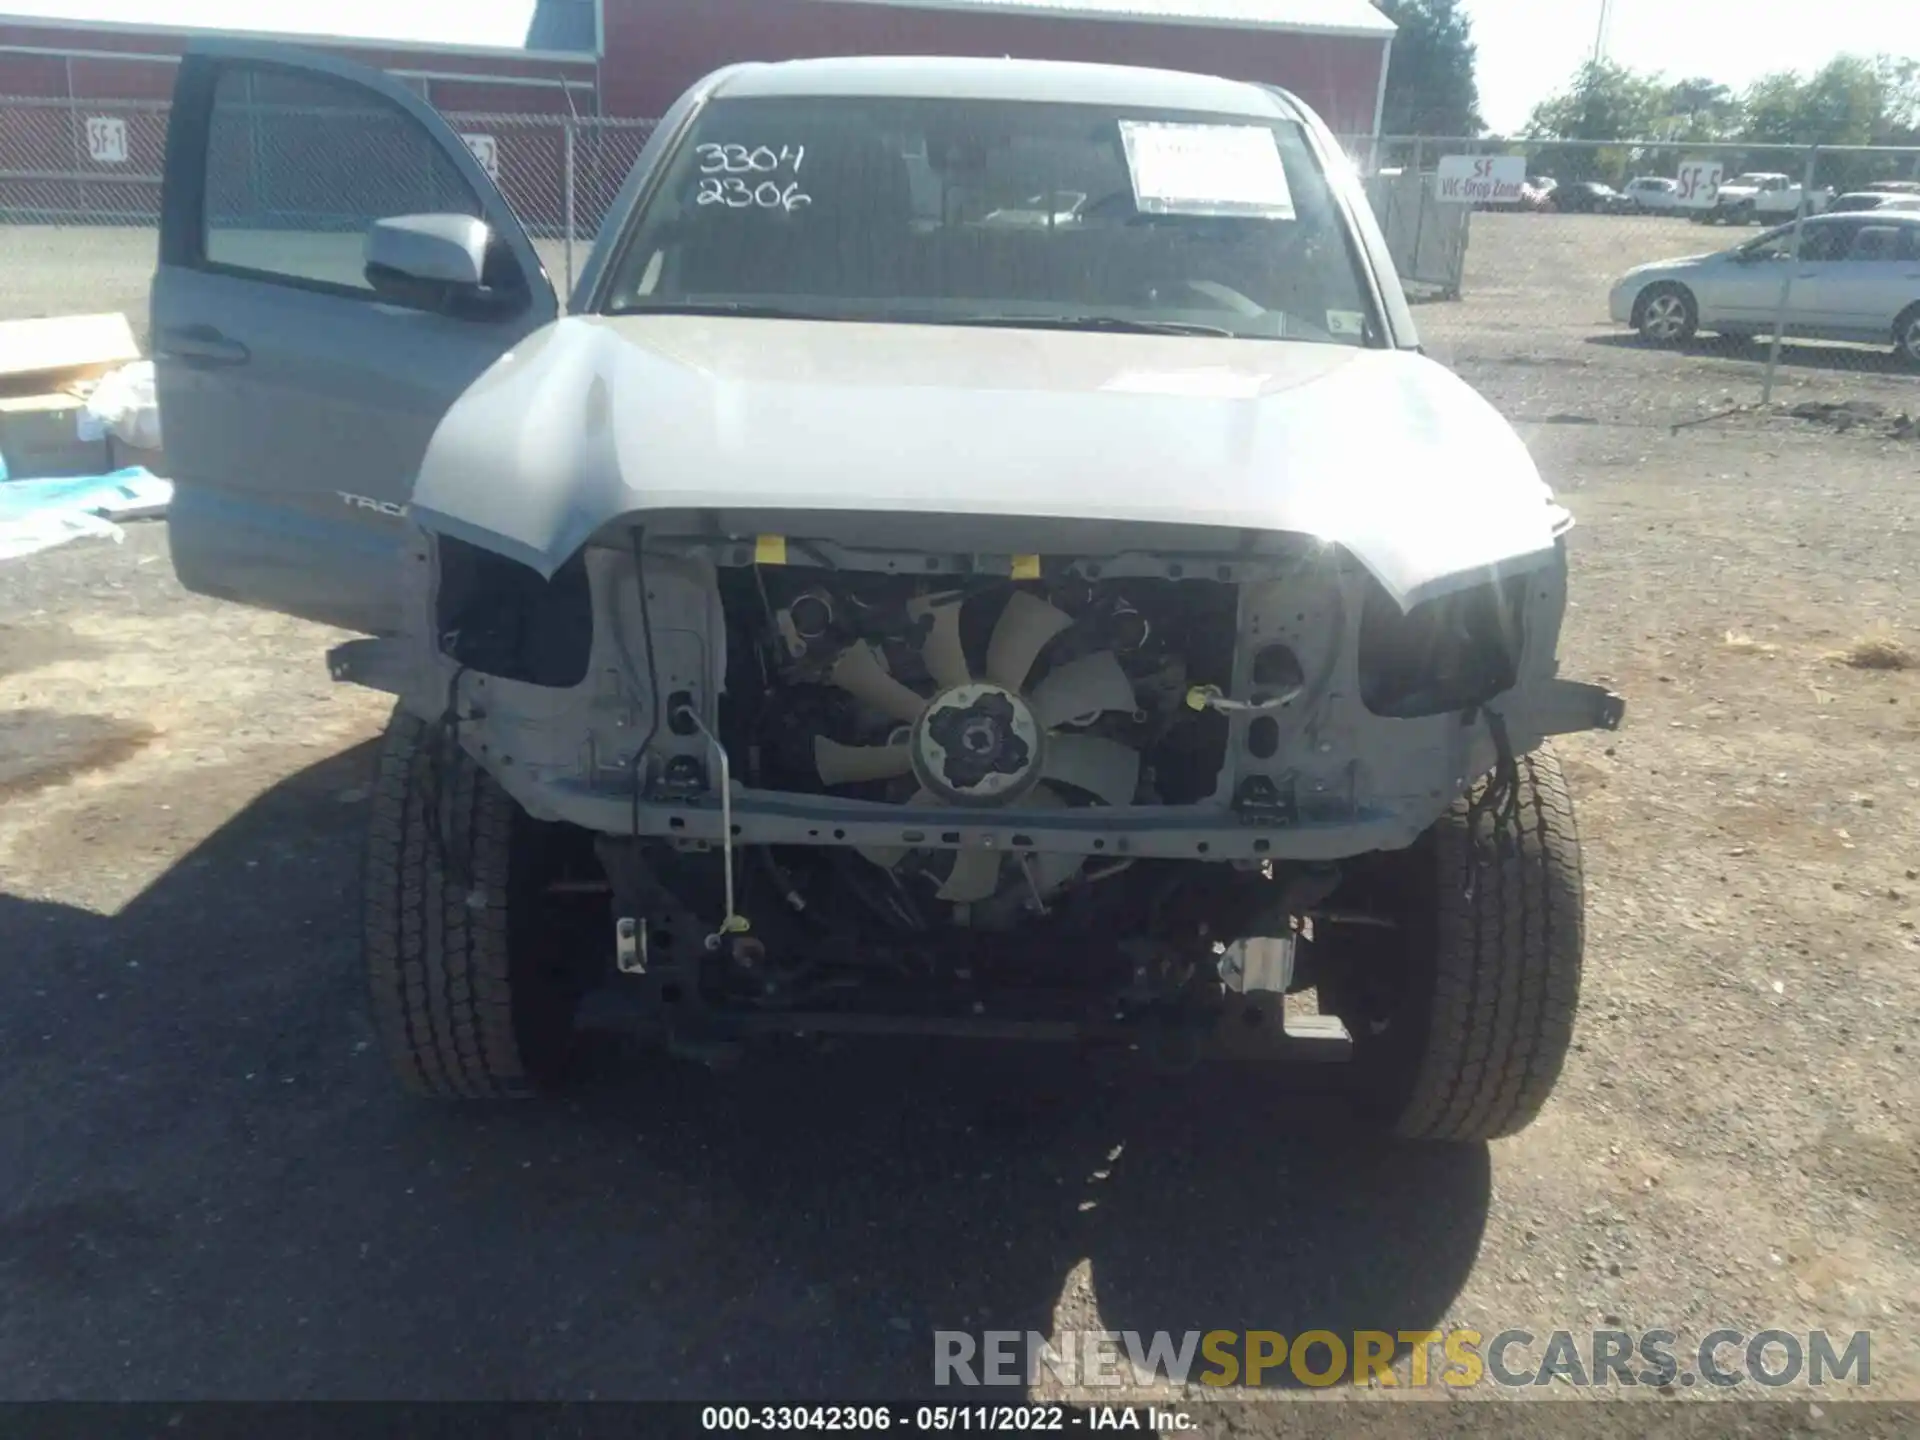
[1436,154,1526,204]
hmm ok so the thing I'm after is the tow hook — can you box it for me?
[615,916,646,975]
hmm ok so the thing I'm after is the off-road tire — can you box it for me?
[364,706,579,1098]
[1635,283,1698,345]
[1327,745,1584,1143]
[1895,304,1920,369]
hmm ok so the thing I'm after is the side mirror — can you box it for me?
[364,214,523,318]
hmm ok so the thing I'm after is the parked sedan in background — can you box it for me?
[1828,191,1920,214]
[1608,212,1920,365]
[1623,177,1679,213]
[1521,176,1558,211]
[1554,180,1632,214]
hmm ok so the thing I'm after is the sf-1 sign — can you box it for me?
[86,116,128,164]
[1675,161,1724,210]
[1436,154,1527,205]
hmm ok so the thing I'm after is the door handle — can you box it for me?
[159,324,250,367]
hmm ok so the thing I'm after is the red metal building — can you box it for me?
[0,1,1391,228]
[0,0,1395,132]
[600,0,1395,137]
[0,9,598,113]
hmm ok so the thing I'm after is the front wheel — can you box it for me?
[1635,283,1698,345]
[363,707,600,1098]
[1895,304,1920,369]
[1321,746,1584,1142]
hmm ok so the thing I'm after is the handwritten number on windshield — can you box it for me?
[697,144,805,175]
[694,144,811,211]
[698,177,812,211]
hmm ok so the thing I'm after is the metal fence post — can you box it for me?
[563,119,576,301]
[1761,143,1820,407]
[1409,135,1428,292]
[66,57,86,219]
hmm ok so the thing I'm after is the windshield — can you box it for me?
[602,95,1379,346]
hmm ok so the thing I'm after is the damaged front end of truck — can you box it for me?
[328,316,1623,1097]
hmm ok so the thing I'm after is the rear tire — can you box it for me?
[1895,304,1920,369]
[363,706,591,1098]
[1635,283,1697,345]
[1323,746,1584,1143]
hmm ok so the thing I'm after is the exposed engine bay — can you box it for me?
[591,565,1318,1054]
[735,570,1234,922]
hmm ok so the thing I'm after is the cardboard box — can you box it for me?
[0,393,112,479]
[0,313,141,399]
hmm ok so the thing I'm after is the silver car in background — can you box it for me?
[1622,176,1678,213]
[1828,191,1920,215]
[1609,212,1920,365]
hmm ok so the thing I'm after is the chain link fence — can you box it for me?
[0,94,656,339]
[445,110,657,292]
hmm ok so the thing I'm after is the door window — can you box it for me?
[201,64,482,293]
[1796,220,1857,263]
[1846,225,1903,262]
[1739,229,1800,262]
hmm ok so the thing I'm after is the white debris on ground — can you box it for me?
[1,317,170,563]
[0,467,173,562]
[79,358,162,453]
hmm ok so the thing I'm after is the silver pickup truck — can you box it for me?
[152,41,1624,1140]
[1699,172,1834,225]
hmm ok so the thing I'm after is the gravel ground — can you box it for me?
[0,213,1917,1425]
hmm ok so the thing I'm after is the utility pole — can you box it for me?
[1591,0,1614,66]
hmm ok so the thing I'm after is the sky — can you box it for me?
[1464,0,1920,133]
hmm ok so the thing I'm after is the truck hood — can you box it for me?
[410,314,1566,610]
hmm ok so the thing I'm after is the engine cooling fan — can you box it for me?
[813,591,1143,904]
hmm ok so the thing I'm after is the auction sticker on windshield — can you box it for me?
[1117,121,1296,219]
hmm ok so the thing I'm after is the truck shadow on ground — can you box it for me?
[0,742,1489,1399]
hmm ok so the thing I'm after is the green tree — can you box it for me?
[1881,57,1920,141]
[1664,77,1742,140]
[1740,57,1914,187]
[1525,62,1667,140]
[1523,62,1669,180]
[1373,0,1482,138]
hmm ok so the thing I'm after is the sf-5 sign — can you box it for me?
[1675,161,1724,210]
[1436,155,1527,204]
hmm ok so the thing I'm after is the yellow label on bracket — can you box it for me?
[1011,553,1042,580]
[755,534,788,565]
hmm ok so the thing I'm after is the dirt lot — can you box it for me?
[1,213,1918,1421]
